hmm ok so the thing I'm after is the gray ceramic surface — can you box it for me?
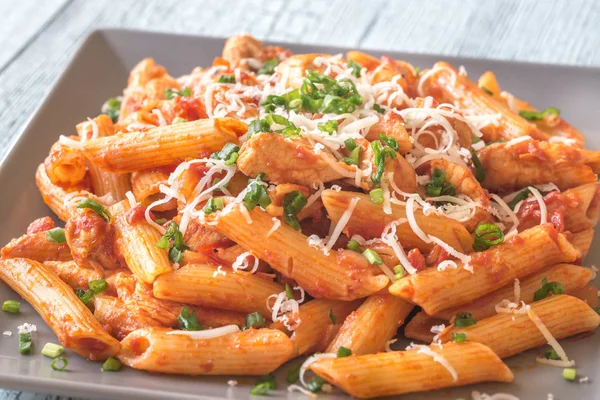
[0,29,598,400]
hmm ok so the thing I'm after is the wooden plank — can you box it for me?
[0,0,69,72]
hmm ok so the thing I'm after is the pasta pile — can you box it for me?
[1,34,600,398]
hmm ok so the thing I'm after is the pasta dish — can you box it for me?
[1,34,599,398]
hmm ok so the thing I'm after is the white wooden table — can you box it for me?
[0,0,598,398]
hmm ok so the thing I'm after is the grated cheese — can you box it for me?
[528,186,547,225]
[212,265,227,277]
[231,252,259,273]
[167,324,240,339]
[266,217,281,237]
[407,343,458,382]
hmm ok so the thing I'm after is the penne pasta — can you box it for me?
[403,311,446,343]
[434,263,593,322]
[44,260,102,290]
[326,292,414,355]
[76,114,131,201]
[321,189,473,253]
[44,139,88,187]
[119,327,293,375]
[93,294,163,340]
[310,342,514,398]
[440,295,600,359]
[419,61,548,142]
[1,231,71,262]
[0,258,120,360]
[153,263,282,315]
[570,228,594,260]
[82,118,245,173]
[389,224,579,315]
[209,203,388,301]
[131,168,177,211]
[271,299,362,357]
[35,163,82,221]
[110,200,172,284]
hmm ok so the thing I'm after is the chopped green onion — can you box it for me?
[177,306,203,331]
[51,357,68,371]
[317,120,339,134]
[45,228,66,243]
[75,288,94,305]
[378,134,399,150]
[533,277,564,301]
[285,283,295,300]
[473,223,504,252]
[470,148,486,183]
[342,146,361,166]
[425,168,455,197]
[348,60,362,78]
[329,308,337,324]
[102,357,122,372]
[19,332,32,355]
[88,279,108,294]
[243,174,272,211]
[373,104,385,114]
[203,197,225,214]
[344,138,358,152]
[247,119,270,138]
[41,343,64,358]
[393,265,406,281]
[172,117,188,124]
[519,107,560,121]
[362,249,383,265]
[2,300,20,313]
[287,363,301,383]
[218,75,235,84]
[262,90,302,113]
[370,140,397,187]
[299,71,363,114]
[472,135,482,144]
[452,332,467,343]
[210,142,240,165]
[250,374,275,395]
[454,312,476,328]
[283,190,307,230]
[101,97,121,123]
[337,346,352,357]
[264,114,301,137]
[562,368,577,381]
[308,376,327,393]
[347,239,362,253]
[77,198,111,222]
[414,67,421,76]
[245,312,266,330]
[155,221,189,264]
[545,348,560,360]
[258,58,280,75]
[369,188,384,204]
[164,87,191,100]
[481,86,493,95]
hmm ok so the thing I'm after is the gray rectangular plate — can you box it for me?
[0,29,598,400]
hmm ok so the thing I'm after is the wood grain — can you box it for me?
[0,0,598,399]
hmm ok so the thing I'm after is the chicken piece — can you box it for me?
[222,34,291,69]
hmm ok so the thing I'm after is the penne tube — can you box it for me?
[403,311,446,343]
[209,203,388,301]
[440,295,600,359]
[1,232,71,262]
[153,264,282,315]
[0,258,120,360]
[419,62,548,142]
[321,190,473,253]
[310,342,514,399]
[93,294,163,340]
[326,292,414,355]
[35,163,80,221]
[477,139,598,192]
[562,183,600,233]
[389,224,580,315]
[271,299,361,357]
[82,118,245,173]
[77,115,131,201]
[570,228,594,260]
[110,200,172,284]
[44,139,87,187]
[434,263,593,322]
[119,327,293,375]
[131,168,177,211]
[572,284,599,307]
[44,260,102,290]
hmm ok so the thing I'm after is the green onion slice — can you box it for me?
[454,312,476,328]
[245,312,266,330]
[362,249,383,265]
[88,279,108,294]
[337,346,352,357]
[102,357,123,372]
[519,107,560,121]
[533,277,564,301]
[2,300,20,313]
[472,223,504,252]
[77,198,111,222]
[177,306,203,331]
[45,227,66,243]
[41,343,64,358]
[283,190,307,230]
[51,357,68,371]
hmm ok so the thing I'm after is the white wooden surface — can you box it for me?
[0,0,598,398]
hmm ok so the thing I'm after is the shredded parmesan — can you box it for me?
[407,343,458,382]
[58,135,83,150]
[267,217,281,237]
[167,324,240,339]
[472,391,520,400]
[212,265,227,277]
[528,186,547,225]
[231,252,259,273]
[125,191,137,209]
[527,306,574,367]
